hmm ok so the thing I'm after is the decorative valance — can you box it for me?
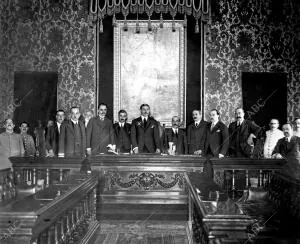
[88,0,211,34]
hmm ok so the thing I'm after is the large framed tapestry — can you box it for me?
[113,20,186,127]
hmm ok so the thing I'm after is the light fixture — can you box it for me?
[148,17,152,32]
[195,19,199,34]
[172,18,176,32]
[136,14,140,34]
[160,13,164,28]
[123,16,128,31]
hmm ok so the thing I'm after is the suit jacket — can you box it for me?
[204,121,229,156]
[86,117,115,154]
[272,136,300,158]
[131,117,160,153]
[113,122,131,152]
[46,123,60,155]
[162,128,188,155]
[187,120,208,154]
[228,119,261,157]
[58,120,86,157]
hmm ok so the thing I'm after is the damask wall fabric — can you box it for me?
[0,0,95,124]
[204,0,300,125]
[0,0,299,127]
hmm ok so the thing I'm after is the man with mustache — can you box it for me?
[162,116,188,155]
[113,110,131,153]
[86,103,115,154]
[263,118,284,158]
[204,109,229,158]
[228,108,261,157]
[131,104,161,154]
[0,118,24,168]
[187,109,207,155]
[20,121,36,156]
[272,123,300,159]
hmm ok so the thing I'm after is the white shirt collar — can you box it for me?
[194,120,200,125]
[119,122,124,127]
[141,116,148,121]
[71,119,78,125]
[211,121,218,127]
[285,136,292,142]
[172,128,178,133]
[237,118,244,125]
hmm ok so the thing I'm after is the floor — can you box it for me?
[92,220,189,244]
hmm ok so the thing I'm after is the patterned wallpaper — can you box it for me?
[204,0,300,125]
[0,0,96,123]
[0,0,299,127]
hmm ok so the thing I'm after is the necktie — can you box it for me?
[195,123,198,127]
[210,123,214,131]
[143,118,147,127]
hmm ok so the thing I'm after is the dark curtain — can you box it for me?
[13,71,58,135]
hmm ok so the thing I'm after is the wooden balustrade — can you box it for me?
[210,158,286,197]
[0,168,16,203]
[10,157,84,187]
[0,171,100,244]
[1,156,298,243]
[185,172,254,244]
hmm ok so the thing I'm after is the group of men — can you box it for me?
[1,103,300,169]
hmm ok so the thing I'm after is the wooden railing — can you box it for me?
[1,156,299,243]
[0,171,100,244]
[185,172,254,244]
[0,168,16,203]
[210,158,286,198]
[10,157,84,187]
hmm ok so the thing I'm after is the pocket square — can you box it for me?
[151,125,155,129]
[216,129,221,132]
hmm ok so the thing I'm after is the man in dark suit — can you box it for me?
[204,109,229,158]
[228,108,261,157]
[46,109,65,156]
[162,116,188,155]
[113,109,131,153]
[187,109,207,155]
[272,123,300,159]
[86,103,115,155]
[58,107,86,157]
[131,104,161,153]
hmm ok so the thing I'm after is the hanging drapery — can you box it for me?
[88,0,211,35]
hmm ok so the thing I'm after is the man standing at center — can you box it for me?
[187,109,207,155]
[131,104,161,153]
[86,103,115,155]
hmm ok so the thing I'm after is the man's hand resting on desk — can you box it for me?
[272,153,283,159]
[194,150,202,155]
